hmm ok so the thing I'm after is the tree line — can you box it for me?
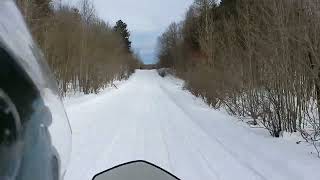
[157,0,320,156]
[16,0,141,95]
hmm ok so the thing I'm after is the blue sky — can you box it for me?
[63,0,194,64]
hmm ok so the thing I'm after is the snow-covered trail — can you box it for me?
[64,70,320,180]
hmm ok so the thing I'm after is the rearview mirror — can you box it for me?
[92,160,180,180]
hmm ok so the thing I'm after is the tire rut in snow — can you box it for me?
[157,81,269,180]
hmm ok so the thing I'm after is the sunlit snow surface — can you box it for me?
[65,70,320,180]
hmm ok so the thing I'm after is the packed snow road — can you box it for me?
[64,70,320,180]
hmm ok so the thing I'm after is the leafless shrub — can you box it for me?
[157,0,320,154]
[17,0,140,95]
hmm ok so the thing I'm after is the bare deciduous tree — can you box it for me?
[17,0,140,95]
[157,0,320,157]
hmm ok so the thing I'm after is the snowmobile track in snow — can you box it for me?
[65,70,320,180]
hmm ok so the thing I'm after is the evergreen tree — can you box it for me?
[113,20,131,52]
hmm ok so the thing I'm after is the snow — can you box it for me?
[63,80,125,107]
[64,70,320,180]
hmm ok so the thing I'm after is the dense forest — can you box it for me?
[157,0,320,155]
[16,0,140,95]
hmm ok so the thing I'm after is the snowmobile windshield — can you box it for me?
[93,161,180,180]
[0,1,71,180]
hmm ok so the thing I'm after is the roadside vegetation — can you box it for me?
[157,0,320,156]
[16,0,141,95]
